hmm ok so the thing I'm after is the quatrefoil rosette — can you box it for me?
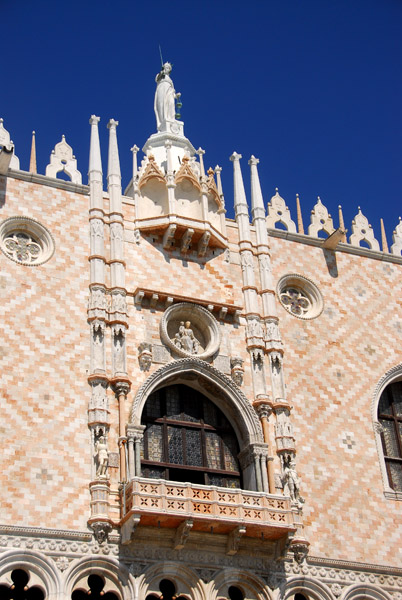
[0,216,55,266]
[276,274,324,320]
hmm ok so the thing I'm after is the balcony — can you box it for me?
[120,477,296,546]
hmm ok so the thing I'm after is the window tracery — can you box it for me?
[0,568,44,600]
[141,384,242,488]
[71,575,119,600]
[378,381,402,492]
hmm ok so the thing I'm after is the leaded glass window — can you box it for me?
[141,384,241,488]
[378,381,402,492]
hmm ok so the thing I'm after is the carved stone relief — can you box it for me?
[160,303,221,360]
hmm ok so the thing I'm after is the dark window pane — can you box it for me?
[388,461,402,492]
[391,383,402,417]
[203,398,218,426]
[167,426,184,464]
[144,390,161,418]
[382,421,400,458]
[205,432,221,469]
[166,385,180,418]
[146,424,163,461]
[223,433,240,471]
[186,429,202,466]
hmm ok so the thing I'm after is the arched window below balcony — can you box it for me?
[141,384,242,488]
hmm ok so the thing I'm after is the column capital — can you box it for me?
[248,155,259,166]
[111,378,131,397]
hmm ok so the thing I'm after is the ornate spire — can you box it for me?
[338,205,346,242]
[296,194,304,234]
[89,116,102,176]
[29,131,37,174]
[380,218,389,253]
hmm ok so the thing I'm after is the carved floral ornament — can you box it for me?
[277,274,324,320]
[0,217,55,266]
[160,302,221,360]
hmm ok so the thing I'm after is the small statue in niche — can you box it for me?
[172,320,199,354]
[282,455,303,504]
[95,434,109,479]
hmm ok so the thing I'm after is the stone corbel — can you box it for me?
[163,223,177,249]
[90,521,113,545]
[226,525,246,555]
[289,538,310,564]
[174,519,193,550]
[120,513,141,545]
[198,231,210,257]
[138,342,152,371]
[181,228,194,254]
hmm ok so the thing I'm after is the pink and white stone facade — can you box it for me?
[0,69,401,600]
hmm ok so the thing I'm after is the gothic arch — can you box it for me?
[282,577,334,600]
[0,549,61,599]
[64,556,134,600]
[129,358,263,446]
[213,567,272,600]
[138,561,206,600]
[341,584,393,600]
[371,363,402,498]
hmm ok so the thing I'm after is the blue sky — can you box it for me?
[2,0,401,244]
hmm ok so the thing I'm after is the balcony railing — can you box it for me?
[122,477,296,541]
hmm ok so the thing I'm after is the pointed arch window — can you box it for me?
[141,384,242,488]
[378,381,402,492]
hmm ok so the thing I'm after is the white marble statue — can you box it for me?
[172,320,199,354]
[95,435,109,478]
[154,62,180,129]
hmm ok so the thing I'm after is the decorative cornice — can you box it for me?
[7,168,89,195]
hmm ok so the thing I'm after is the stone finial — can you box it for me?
[338,205,347,242]
[89,115,102,175]
[296,194,304,234]
[380,218,389,253]
[349,207,380,250]
[45,135,82,183]
[308,196,335,238]
[29,131,37,174]
[0,118,20,169]
[266,189,296,232]
[391,217,402,256]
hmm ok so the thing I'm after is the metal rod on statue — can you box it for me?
[159,44,164,67]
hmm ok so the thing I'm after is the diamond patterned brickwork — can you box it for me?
[269,235,402,567]
[0,176,91,530]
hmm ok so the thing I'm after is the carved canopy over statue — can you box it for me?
[154,62,180,130]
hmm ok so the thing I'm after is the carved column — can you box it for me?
[197,147,209,222]
[87,115,112,543]
[231,152,267,398]
[112,381,131,483]
[165,140,177,216]
[215,165,227,237]
[126,424,146,478]
[253,400,276,494]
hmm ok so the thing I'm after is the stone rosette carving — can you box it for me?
[277,274,324,320]
[0,216,55,266]
[160,302,221,360]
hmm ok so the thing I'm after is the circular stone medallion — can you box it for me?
[160,303,221,360]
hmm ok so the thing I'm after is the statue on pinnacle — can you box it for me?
[154,62,181,131]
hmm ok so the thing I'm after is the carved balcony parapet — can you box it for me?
[136,215,227,250]
[121,477,296,541]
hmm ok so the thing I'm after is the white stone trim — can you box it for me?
[214,567,272,600]
[283,576,334,600]
[64,555,133,600]
[371,364,402,501]
[139,561,203,600]
[341,583,393,600]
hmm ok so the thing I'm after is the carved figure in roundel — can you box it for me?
[172,320,199,354]
[160,303,221,360]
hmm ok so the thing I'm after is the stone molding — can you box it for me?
[128,357,263,444]
[7,168,89,195]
